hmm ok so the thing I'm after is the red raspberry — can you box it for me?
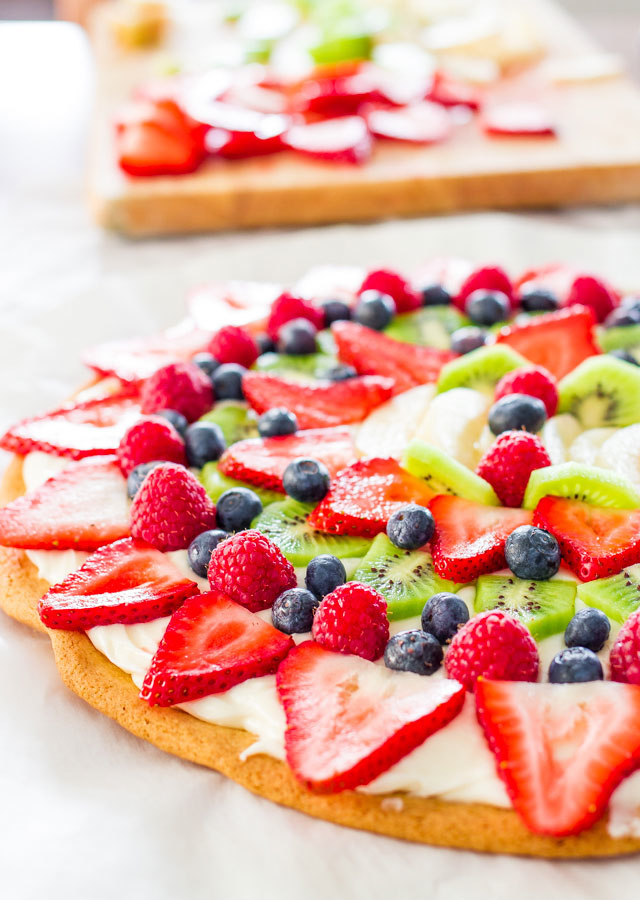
[477,430,551,507]
[130,462,217,551]
[358,269,421,313]
[494,366,558,417]
[610,611,640,685]
[140,361,213,423]
[209,325,259,368]
[445,610,539,691]
[565,275,618,323]
[266,292,325,341]
[311,582,389,661]
[116,416,186,475]
[208,529,296,612]
[455,265,514,311]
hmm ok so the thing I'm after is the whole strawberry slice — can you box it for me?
[39,538,199,630]
[475,678,640,836]
[218,426,359,492]
[276,641,465,792]
[242,372,394,430]
[430,494,533,581]
[0,457,130,550]
[332,321,455,395]
[140,591,294,706]
[308,457,436,538]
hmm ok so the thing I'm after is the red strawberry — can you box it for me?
[266,292,325,340]
[218,426,359,492]
[365,102,452,146]
[332,321,455,394]
[475,678,640,836]
[476,431,551,508]
[533,496,640,581]
[564,275,618,323]
[39,538,199,630]
[208,325,259,368]
[482,102,556,137]
[308,457,436,538]
[140,361,213,422]
[283,116,373,165]
[427,73,480,111]
[455,265,514,312]
[495,305,601,381]
[116,416,186,475]
[204,107,290,159]
[208,529,296,612]
[242,372,394,429]
[188,281,281,332]
[0,393,141,459]
[276,641,465,792]
[429,495,533,581]
[494,366,558,417]
[610,611,640,685]
[140,591,294,706]
[0,457,130,551]
[358,269,421,313]
[311,582,389,661]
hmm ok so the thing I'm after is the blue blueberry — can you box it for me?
[156,408,188,438]
[215,487,263,532]
[272,588,320,634]
[520,288,559,312]
[282,457,330,503]
[277,318,318,355]
[187,529,229,578]
[488,393,547,435]
[305,554,346,599]
[212,363,246,400]
[564,607,610,652]
[384,630,443,675]
[353,290,395,331]
[325,364,357,381]
[126,460,164,500]
[548,647,603,683]
[184,421,226,468]
[609,349,640,366]
[320,298,351,326]
[465,290,510,326]
[386,504,434,550]
[604,306,640,329]
[256,333,276,355]
[450,326,487,355]
[420,284,451,307]
[421,592,469,644]
[258,408,298,438]
[192,352,220,378]
[504,525,561,581]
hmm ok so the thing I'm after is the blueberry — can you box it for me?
[609,349,640,366]
[187,529,229,578]
[126,460,164,500]
[215,487,263,532]
[548,647,603,683]
[272,588,320,634]
[421,592,469,644]
[386,504,434,550]
[305,554,346,599]
[320,298,351,326]
[450,326,487,355]
[465,290,510,327]
[282,457,330,503]
[184,421,226,468]
[519,288,559,312]
[420,284,451,307]
[258,407,298,438]
[256,333,276,355]
[325,364,358,381]
[277,318,318,355]
[504,525,561,580]
[384,630,443,675]
[488,393,547,435]
[604,306,640,329]
[192,352,220,378]
[212,363,246,400]
[565,607,610,652]
[353,290,395,331]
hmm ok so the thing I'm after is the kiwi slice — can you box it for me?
[253,352,337,381]
[351,534,455,621]
[577,564,640,623]
[558,355,640,428]
[385,307,469,350]
[522,461,640,510]
[599,324,640,355]
[200,402,258,445]
[402,439,499,505]
[252,498,371,567]
[436,344,527,395]
[474,574,576,641]
[199,462,283,506]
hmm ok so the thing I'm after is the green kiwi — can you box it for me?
[598,324,640,355]
[577,565,640,624]
[199,462,283,506]
[252,498,371,567]
[558,355,640,427]
[200,402,258,445]
[384,307,469,350]
[351,534,455,621]
[474,574,576,640]
[316,329,337,356]
[436,344,527,395]
[522,462,640,510]
[253,352,337,381]
[402,439,499,505]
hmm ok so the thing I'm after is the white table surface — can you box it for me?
[2,20,640,900]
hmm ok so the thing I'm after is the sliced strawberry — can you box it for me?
[292,71,383,117]
[283,116,373,165]
[200,103,291,159]
[427,73,480,111]
[0,457,130,551]
[430,494,533,581]
[39,538,199,630]
[140,591,294,706]
[218,426,359,492]
[475,679,640,836]
[332,321,455,394]
[533,496,640,581]
[116,100,206,176]
[188,281,282,332]
[365,102,451,144]
[514,263,578,304]
[0,394,141,459]
[308,457,436,537]
[277,641,465,792]
[495,305,601,381]
[455,265,514,312]
[482,102,556,137]
[242,372,394,429]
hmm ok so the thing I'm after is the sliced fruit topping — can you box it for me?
[140,591,294,706]
[355,384,436,459]
[474,574,576,641]
[39,538,199,630]
[200,461,283,506]
[577,564,640,624]
[610,611,640,684]
[436,344,526,395]
[403,439,499,505]
[558,354,640,428]
[283,115,373,165]
[413,387,491,470]
[477,431,551,508]
[599,322,640,355]
[482,102,556,137]
[384,306,469,350]
[199,402,259,445]
[116,98,207,176]
[253,351,337,381]
[475,679,640,836]
[276,641,465,792]
[446,611,539,691]
[188,280,281,332]
[312,582,389,660]
[523,461,640,510]
[366,101,451,143]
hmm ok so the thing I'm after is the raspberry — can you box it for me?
[477,431,551,507]
[130,462,217,551]
[140,362,213,423]
[208,529,296,612]
[610,611,640,685]
[455,265,514,311]
[116,416,186,475]
[494,366,558,417]
[445,610,539,691]
[266,292,325,341]
[208,325,259,368]
[358,269,421,313]
[565,275,617,323]
[311,582,389,661]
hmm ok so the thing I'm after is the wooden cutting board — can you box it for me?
[88,0,640,236]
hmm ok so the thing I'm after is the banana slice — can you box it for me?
[568,428,618,466]
[597,425,640,488]
[355,383,436,459]
[414,386,491,469]
[540,414,582,465]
